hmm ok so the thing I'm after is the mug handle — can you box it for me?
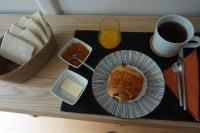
[183,36,200,48]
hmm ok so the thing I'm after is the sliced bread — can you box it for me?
[32,11,51,39]
[0,32,35,65]
[9,24,24,35]
[18,16,29,25]
[18,18,48,44]
[18,29,44,54]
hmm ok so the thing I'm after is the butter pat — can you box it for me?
[61,79,83,98]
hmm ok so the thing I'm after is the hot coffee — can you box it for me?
[152,15,200,57]
[158,22,187,43]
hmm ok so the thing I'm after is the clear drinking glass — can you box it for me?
[98,17,121,49]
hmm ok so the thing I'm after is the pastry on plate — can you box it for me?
[107,65,145,102]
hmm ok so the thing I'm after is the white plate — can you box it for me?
[58,38,92,68]
[51,69,88,105]
[92,50,165,119]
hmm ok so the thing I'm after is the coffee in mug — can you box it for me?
[158,22,187,43]
[151,15,200,57]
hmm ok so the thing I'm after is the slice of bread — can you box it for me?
[18,18,48,44]
[18,29,44,54]
[18,16,29,25]
[9,24,24,35]
[32,11,51,39]
[0,32,35,65]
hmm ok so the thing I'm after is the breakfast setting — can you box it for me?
[0,11,200,128]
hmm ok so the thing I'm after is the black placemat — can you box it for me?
[61,30,200,122]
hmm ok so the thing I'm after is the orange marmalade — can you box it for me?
[62,43,89,66]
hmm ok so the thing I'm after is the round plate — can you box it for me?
[92,50,165,119]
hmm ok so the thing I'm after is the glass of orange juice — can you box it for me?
[98,17,121,49]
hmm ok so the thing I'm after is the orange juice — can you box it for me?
[99,29,121,49]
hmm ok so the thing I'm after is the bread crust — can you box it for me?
[107,65,144,102]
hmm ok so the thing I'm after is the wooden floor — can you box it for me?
[0,111,199,133]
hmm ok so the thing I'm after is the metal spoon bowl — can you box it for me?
[172,62,183,107]
[71,53,95,72]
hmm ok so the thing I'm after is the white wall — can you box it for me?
[58,0,200,16]
[0,0,200,16]
[0,0,39,13]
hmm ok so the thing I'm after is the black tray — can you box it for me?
[61,30,200,122]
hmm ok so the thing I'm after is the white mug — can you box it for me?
[151,15,200,57]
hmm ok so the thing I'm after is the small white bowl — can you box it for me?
[58,38,92,68]
[51,69,88,105]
